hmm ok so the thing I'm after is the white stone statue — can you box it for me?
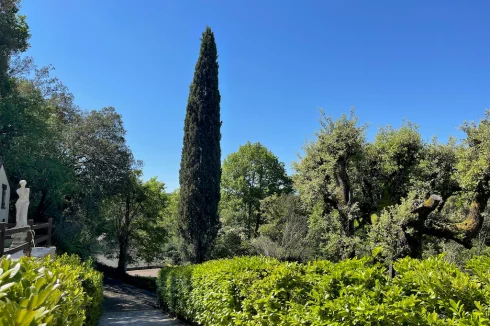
[15,180,29,227]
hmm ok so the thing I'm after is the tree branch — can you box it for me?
[424,201,486,249]
[421,177,490,248]
[423,224,472,248]
[336,158,351,205]
[412,194,442,219]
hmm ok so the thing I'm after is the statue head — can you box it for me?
[19,180,27,188]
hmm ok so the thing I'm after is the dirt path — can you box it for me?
[98,277,185,326]
[127,268,160,278]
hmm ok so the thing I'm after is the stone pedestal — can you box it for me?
[11,229,27,247]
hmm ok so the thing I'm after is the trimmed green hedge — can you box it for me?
[157,255,490,325]
[0,253,103,326]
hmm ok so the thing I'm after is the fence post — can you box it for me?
[26,219,34,257]
[0,222,5,257]
[47,218,53,247]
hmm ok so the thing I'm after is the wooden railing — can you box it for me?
[0,218,53,258]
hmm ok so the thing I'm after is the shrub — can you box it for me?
[191,256,280,325]
[52,254,104,326]
[157,264,195,321]
[0,254,103,326]
[157,255,490,325]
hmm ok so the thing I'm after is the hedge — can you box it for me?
[157,255,490,325]
[0,253,103,326]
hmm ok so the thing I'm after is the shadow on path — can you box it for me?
[99,277,185,325]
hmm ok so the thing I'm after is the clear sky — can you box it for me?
[20,0,490,191]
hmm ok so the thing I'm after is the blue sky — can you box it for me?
[21,0,490,191]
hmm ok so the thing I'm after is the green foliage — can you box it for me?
[0,254,103,326]
[293,109,490,262]
[0,1,137,260]
[1,63,136,260]
[293,109,366,209]
[0,0,30,95]
[368,194,419,261]
[415,137,460,198]
[293,109,366,259]
[1,71,74,223]
[456,110,490,192]
[211,226,251,259]
[221,142,293,238]
[157,264,196,321]
[102,171,168,272]
[157,256,280,324]
[157,255,490,325]
[178,26,222,264]
[372,122,423,208]
[159,189,184,264]
[252,194,310,261]
[66,107,135,199]
[132,178,170,266]
[52,255,104,326]
[55,106,136,259]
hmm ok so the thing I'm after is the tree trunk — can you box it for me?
[399,195,442,259]
[254,209,262,237]
[117,240,128,274]
[195,233,204,264]
[400,223,424,259]
[116,195,131,273]
[247,203,253,239]
[401,186,490,258]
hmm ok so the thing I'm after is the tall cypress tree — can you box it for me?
[178,27,221,264]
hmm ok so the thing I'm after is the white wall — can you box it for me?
[0,166,10,223]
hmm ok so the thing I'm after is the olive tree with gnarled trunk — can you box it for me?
[294,109,490,260]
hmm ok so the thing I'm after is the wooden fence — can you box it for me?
[0,218,53,258]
